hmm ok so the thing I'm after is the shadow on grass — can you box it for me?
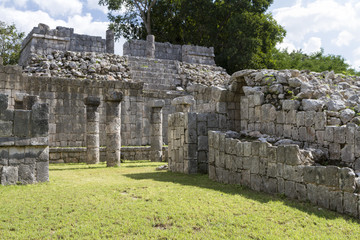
[124,171,360,223]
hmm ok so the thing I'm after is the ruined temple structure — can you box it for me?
[2,23,360,219]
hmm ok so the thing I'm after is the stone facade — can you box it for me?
[208,131,360,218]
[49,146,168,163]
[19,23,113,66]
[123,39,215,65]
[0,93,49,185]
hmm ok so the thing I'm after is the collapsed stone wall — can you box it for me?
[123,39,215,65]
[19,24,113,67]
[232,69,360,170]
[208,131,360,218]
[0,93,49,185]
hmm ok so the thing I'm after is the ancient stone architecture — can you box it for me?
[0,88,49,185]
[2,23,360,219]
[168,68,360,219]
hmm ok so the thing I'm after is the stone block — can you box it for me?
[307,183,318,205]
[240,97,249,120]
[209,165,216,180]
[277,177,285,194]
[0,94,8,111]
[1,166,18,185]
[243,142,252,156]
[282,100,300,111]
[250,156,260,174]
[343,192,358,218]
[296,111,305,127]
[0,121,12,137]
[339,167,356,192]
[198,136,208,151]
[261,104,276,122]
[334,126,346,144]
[284,145,301,166]
[241,170,251,188]
[315,112,326,130]
[317,185,330,209]
[263,177,277,194]
[18,164,35,184]
[324,126,335,142]
[250,174,262,192]
[329,143,340,160]
[14,110,31,137]
[242,157,251,170]
[284,180,296,199]
[304,111,315,127]
[295,183,307,202]
[341,145,355,163]
[235,141,243,156]
[329,191,343,213]
[277,111,285,124]
[285,110,297,124]
[303,166,317,184]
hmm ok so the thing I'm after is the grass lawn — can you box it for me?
[0,161,359,239]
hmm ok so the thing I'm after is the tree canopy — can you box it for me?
[0,21,24,65]
[100,0,286,74]
[272,48,360,76]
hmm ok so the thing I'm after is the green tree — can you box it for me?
[99,0,157,39]
[272,48,359,75]
[0,21,24,65]
[100,0,286,74]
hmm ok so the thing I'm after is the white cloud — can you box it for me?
[277,39,296,52]
[31,0,83,17]
[332,31,354,47]
[303,37,322,54]
[86,0,108,14]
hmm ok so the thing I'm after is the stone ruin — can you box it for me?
[2,23,360,219]
[0,90,49,185]
[168,69,360,219]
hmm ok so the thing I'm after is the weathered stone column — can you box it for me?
[106,29,115,54]
[149,100,165,162]
[84,96,101,164]
[146,35,155,58]
[105,91,123,167]
[171,95,195,113]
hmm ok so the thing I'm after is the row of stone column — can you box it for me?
[84,92,164,166]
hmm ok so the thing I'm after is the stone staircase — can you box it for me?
[128,56,182,91]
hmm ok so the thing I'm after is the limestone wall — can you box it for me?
[49,146,168,163]
[19,24,110,66]
[208,131,360,218]
[0,93,49,185]
[123,39,215,65]
[168,111,227,174]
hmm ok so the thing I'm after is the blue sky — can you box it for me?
[1,0,360,70]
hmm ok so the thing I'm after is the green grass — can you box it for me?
[0,161,360,239]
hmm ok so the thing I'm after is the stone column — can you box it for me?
[84,96,101,164]
[106,29,115,54]
[105,91,123,167]
[146,35,155,58]
[149,100,165,162]
[171,95,195,113]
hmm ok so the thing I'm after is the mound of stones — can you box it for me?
[23,51,131,81]
[178,62,230,87]
[231,69,360,126]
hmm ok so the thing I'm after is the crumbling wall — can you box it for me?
[123,39,215,65]
[0,93,49,185]
[208,131,360,218]
[19,24,112,66]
